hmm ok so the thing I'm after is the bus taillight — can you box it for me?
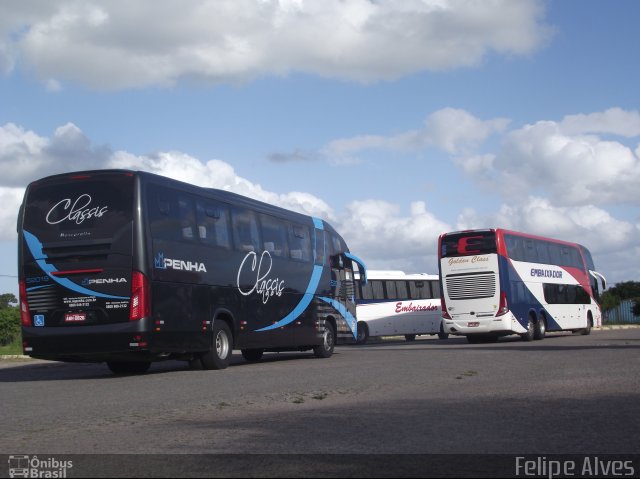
[19,280,31,327]
[129,271,150,321]
[496,291,509,316]
[441,297,452,320]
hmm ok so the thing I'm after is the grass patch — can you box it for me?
[0,337,22,356]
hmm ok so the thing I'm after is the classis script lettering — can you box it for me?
[46,194,108,225]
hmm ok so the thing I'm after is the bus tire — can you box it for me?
[521,317,535,342]
[356,322,369,344]
[313,321,335,359]
[534,316,546,340]
[201,320,232,370]
[581,315,593,335]
[438,324,449,340]
[405,334,416,342]
[241,349,264,362]
[107,361,151,375]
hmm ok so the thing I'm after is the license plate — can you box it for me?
[65,312,86,323]
[467,321,480,327]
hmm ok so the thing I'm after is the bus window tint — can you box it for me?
[288,224,311,262]
[232,209,260,252]
[314,230,326,266]
[196,201,231,249]
[395,281,408,300]
[385,281,397,299]
[260,214,288,257]
[441,231,497,257]
[149,187,182,241]
[371,280,384,300]
[409,280,431,299]
[178,197,196,241]
[430,280,441,298]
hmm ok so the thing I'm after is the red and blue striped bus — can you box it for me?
[438,229,607,343]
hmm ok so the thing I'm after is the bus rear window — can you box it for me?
[23,173,134,244]
[440,231,497,258]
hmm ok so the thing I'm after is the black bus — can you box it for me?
[18,170,367,373]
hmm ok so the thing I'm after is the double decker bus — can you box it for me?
[354,270,448,344]
[438,228,606,343]
[18,169,367,373]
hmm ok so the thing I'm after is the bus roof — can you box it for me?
[358,270,438,281]
[439,228,586,250]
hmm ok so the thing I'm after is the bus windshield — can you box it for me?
[440,231,497,258]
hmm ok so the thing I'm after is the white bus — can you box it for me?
[354,270,448,344]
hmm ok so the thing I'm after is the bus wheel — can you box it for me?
[356,322,369,345]
[405,334,416,342]
[581,316,593,335]
[201,321,232,370]
[107,361,151,375]
[534,316,546,340]
[438,324,449,340]
[314,322,335,359]
[241,349,264,362]
[521,317,535,342]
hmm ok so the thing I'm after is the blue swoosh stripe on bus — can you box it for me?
[23,230,129,300]
[312,217,324,230]
[255,264,324,332]
[319,296,358,339]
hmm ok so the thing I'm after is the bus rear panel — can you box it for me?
[19,170,145,362]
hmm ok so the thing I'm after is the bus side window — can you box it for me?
[395,281,408,300]
[524,239,537,263]
[314,230,326,266]
[260,214,288,258]
[196,200,231,249]
[177,197,196,241]
[288,223,311,262]
[232,209,261,252]
[149,187,181,241]
[360,280,373,300]
[535,240,551,265]
[430,280,441,298]
[371,280,384,300]
[385,281,397,300]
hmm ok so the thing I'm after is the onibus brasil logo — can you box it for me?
[8,455,73,478]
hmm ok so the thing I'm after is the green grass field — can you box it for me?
[0,337,23,355]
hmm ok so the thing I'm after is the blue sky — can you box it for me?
[1,0,639,297]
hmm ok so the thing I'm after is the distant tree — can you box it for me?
[0,293,20,345]
[0,307,20,346]
[600,290,621,312]
[600,282,640,320]
[0,293,17,309]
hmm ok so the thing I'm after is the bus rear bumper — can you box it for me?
[444,313,527,336]
[21,318,156,362]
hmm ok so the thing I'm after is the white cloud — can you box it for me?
[324,108,509,162]
[0,0,551,90]
[0,122,111,186]
[2,119,639,284]
[452,109,640,206]
[335,199,451,273]
[559,108,640,137]
[110,150,334,220]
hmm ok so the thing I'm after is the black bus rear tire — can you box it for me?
[201,321,232,370]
